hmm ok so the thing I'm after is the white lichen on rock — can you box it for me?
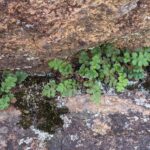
[134,98,150,109]
[30,126,54,141]
[60,115,72,129]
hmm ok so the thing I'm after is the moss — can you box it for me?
[14,76,69,133]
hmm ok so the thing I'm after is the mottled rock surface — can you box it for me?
[0,0,150,72]
[0,89,149,150]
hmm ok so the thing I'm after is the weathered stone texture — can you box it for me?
[0,89,150,150]
[0,0,150,71]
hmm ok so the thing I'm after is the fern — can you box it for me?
[123,51,131,63]
[128,67,145,80]
[79,51,89,65]
[59,62,73,76]
[42,80,57,98]
[116,73,128,92]
[0,95,11,110]
[43,44,150,104]
[48,59,63,70]
[0,71,28,110]
[48,59,73,76]
[90,54,101,70]
[1,75,17,93]
[84,81,101,104]
[57,79,77,97]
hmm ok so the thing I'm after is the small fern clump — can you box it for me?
[42,79,77,98]
[42,80,57,98]
[56,79,77,97]
[42,44,150,103]
[48,59,73,76]
[84,81,101,104]
[0,71,28,110]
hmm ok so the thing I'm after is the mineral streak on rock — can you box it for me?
[0,0,150,71]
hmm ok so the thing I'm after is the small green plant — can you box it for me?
[84,81,101,104]
[0,95,12,110]
[0,71,28,110]
[116,73,128,92]
[42,79,77,98]
[79,51,89,65]
[42,80,57,98]
[48,59,73,76]
[15,71,28,84]
[0,75,17,93]
[123,48,150,80]
[57,79,77,97]
[78,65,99,80]
[42,44,150,104]
[131,51,149,67]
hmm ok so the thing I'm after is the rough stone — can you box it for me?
[0,0,150,72]
[0,89,149,150]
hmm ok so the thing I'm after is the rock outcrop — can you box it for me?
[0,88,150,149]
[0,0,150,72]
